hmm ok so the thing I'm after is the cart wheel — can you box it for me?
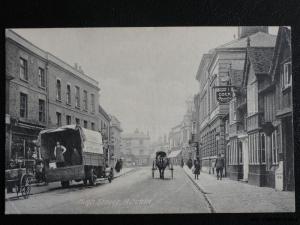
[61,181,70,188]
[88,169,97,186]
[21,175,32,199]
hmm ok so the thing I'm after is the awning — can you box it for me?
[167,150,182,158]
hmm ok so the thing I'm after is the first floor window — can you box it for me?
[20,93,28,118]
[66,84,71,105]
[20,57,28,81]
[56,79,61,101]
[66,115,71,125]
[38,67,45,87]
[75,86,80,108]
[39,99,45,122]
[283,62,292,88]
[56,112,61,126]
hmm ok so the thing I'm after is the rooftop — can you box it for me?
[216,32,277,50]
[247,47,275,74]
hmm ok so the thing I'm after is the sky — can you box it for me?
[12,27,278,141]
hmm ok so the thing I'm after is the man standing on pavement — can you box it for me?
[215,153,225,180]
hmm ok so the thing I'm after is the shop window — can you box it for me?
[20,57,28,81]
[38,99,45,122]
[20,93,28,118]
[238,141,243,164]
[38,67,45,87]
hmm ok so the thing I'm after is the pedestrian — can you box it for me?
[54,141,67,168]
[194,158,201,180]
[215,153,225,180]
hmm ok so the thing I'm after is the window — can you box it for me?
[91,93,95,113]
[84,120,88,128]
[238,141,243,164]
[83,90,88,111]
[56,79,61,101]
[247,83,258,116]
[271,129,279,165]
[260,133,266,164]
[38,68,45,87]
[20,93,28,118]
[283,62,292,88]
[66,115,71,125]
[38,99,45,122]
[66,84,71,105]
[56,112,61,126]
[91,122,95,130]
[75,86,80,108]
[20,58,28,81]
[75,118,80,125]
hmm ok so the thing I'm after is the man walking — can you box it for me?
[194,158,201,180]
[215,153,225,180]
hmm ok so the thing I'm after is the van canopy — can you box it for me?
[39,125,103,155]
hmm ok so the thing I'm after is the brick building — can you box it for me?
[5,29,110,167]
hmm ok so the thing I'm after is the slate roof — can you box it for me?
[216,32,276,49]
[247,47,275,74]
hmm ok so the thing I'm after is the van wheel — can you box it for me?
[88,169,97,186]
[83,179,87,185]
[61,181,70,188]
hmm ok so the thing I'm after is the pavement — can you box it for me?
[5,167,136,199]
[183,165,295,213]
[5,166,211,214]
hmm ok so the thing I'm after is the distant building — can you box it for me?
[109,115,123,166]
[121,129,151,166]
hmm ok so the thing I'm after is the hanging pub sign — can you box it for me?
[215,86,233,103]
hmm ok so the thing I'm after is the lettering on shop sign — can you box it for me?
[216,87,233,103]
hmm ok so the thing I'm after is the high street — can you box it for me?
[5,166,211,214]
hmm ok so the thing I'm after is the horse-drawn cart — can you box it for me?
[152,151,174,179]
[5,166,33,199]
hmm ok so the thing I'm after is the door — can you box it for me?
[242,138,249,181]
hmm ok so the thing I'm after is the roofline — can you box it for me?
[6,29,100,88]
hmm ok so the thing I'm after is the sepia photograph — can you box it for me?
[4,26,295,214]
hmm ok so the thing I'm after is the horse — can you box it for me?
[154,151,170,179]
